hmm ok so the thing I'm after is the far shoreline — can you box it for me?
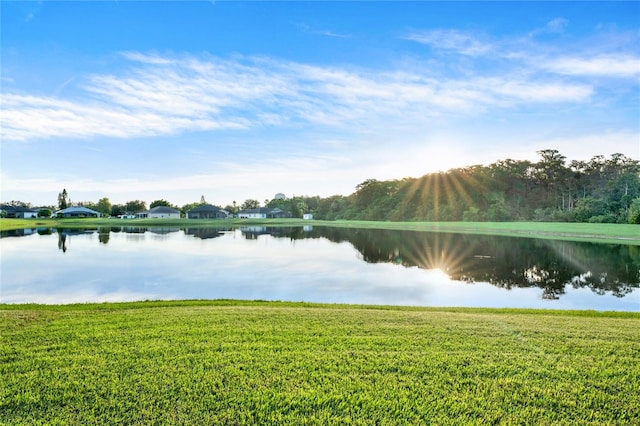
[1,218,639,245]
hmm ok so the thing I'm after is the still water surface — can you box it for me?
[1,226,638,310]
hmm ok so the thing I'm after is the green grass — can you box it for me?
[1,301,639,425]
[2,218,639,244]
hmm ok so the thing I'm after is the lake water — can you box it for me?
[1,226,639,310]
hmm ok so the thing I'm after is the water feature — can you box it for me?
[1,226,638,310]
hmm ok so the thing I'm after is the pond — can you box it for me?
[1,226,639,310]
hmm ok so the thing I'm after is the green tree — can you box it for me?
[240,199,260,210]
[37,209,52,218]
[627,198,640,224]
[290,197,308,218]
[150,199,174,209]
[57,189,69,210]
[124,200,146,213]
[111,204,126,216]
[95,197,112,216]
[181,202,203,216]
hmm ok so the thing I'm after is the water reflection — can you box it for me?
[1,226,638,308]
[299,228,640,299]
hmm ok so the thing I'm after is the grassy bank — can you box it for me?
[1,301,638,424]
[1,218,638,244]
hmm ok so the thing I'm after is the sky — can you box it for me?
[1,1,639,209]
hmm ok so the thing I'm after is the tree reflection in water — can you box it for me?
[279,227,639,299]
[3,226,638,299]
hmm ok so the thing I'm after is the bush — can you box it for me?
[588,214,617,223]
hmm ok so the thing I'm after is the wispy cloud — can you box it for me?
[542,55,640,78]
[295,23,351,38]
[529,18,569,37]
[406,21,640,81]
[403,29,493,56]
[1,49,598,142]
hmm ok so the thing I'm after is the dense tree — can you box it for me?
[95,197,112,216]
[3,200,33,208]
[240,199,260,210]
[312,151,639,224]
[37,209,52,218]
[125,200,146,213]
[628,198,640,224]
[110,204,126,217]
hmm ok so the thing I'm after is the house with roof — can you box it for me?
[136,206,181,219]
[237,207,290,219]
[55,206,100,218]
[0,205,39,218]
[186,204,228,219]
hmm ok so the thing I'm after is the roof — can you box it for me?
[0,205,38,213]
[238,207,273,214]
[55,206,100,215]
[188,204,224,213]
[148,206,180,214]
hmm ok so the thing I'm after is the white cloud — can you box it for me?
[404,29,493,56]
[0,46,627,143]
[542,55,640,78]
[528,18,570,37]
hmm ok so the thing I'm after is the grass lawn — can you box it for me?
[1,301,639,425]
[1,218,639,244]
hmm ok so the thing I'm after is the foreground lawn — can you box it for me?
[1,218,638,244]
[1,301,639,425]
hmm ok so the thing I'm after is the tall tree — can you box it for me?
[57,189,69,210]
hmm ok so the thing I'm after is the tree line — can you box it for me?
[5,150,639,223]
[269,150,639,224]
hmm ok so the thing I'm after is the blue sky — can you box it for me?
[2,1,639,208]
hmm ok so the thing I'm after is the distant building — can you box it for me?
[274,193,286,200]
[0,205,39,219]
[186,204,228,219]
[303,214,313,220]
[136,206,181,219]
[55,206,100,218]
[237,207,290,219]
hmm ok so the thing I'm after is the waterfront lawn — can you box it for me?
[1,301,639,425]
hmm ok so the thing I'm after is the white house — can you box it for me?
[237,207,269,219]
[303,214,313,220]
[237,207,290,219]
[136,206,181,219]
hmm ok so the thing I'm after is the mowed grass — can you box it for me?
[1,301,639,425]
[1,218,639,244]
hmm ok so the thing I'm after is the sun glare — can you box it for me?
[428,268,451,281]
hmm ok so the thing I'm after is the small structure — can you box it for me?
[136,206,181,219]
[55,206,100,218]
[186,204,228,219]
[274,193,286,200]
[303,213,313,220]
[0,205,39,218]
